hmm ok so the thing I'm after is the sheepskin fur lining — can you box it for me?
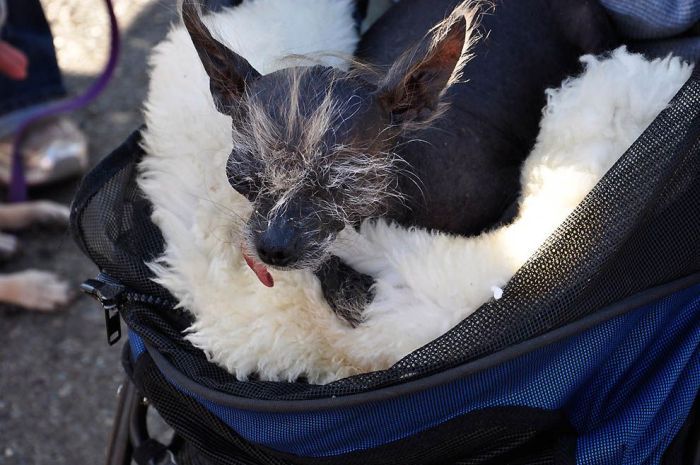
[138,0,693,383]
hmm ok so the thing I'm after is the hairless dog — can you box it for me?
[181,0,616,323]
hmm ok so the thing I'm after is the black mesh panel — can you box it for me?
[70,129,175,301]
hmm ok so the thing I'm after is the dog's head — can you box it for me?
[181,0,477,277]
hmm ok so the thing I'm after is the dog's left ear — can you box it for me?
[181,0,261,114]
[377,5,477,126]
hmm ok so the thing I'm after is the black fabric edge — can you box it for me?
[69,126,145,256]
[662,391,700,465]
[143,271,700,412]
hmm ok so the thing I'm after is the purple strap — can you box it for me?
[8,0,120,202]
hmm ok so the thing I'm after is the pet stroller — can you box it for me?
[70,10,700,465]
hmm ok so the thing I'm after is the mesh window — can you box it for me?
[71,129,176,302]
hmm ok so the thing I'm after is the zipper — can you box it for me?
[81,274,177,345]
[81,277,125,345]
[123,291,176,310]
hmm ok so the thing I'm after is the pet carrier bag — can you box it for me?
[71,61,700,464]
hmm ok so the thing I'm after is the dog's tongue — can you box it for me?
[242,248,274,287]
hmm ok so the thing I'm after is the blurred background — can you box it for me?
[0,1,177,463]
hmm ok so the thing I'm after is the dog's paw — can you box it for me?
[316,256,375,327]
[2,270,73,312]
[0,233,18,259]
[31,201,71,226]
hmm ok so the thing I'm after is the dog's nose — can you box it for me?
[255,220,300,267]
[256,242,297,267]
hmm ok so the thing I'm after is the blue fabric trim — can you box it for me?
[132,285,700,462]
[129,331,146,361]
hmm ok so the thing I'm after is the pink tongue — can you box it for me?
[242,248,274,287]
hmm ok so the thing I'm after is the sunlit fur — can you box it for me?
[238,76,401,222]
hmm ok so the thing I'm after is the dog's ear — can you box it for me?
[181,0,261,114]
[377,5,478,126]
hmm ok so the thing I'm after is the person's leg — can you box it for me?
[0,0,65,117]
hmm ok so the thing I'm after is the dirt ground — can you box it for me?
[0,2,177,463]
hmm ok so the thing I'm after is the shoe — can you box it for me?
[0,117,88,187]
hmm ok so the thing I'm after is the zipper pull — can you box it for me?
[80,278,125,345]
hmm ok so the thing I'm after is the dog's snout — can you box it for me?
[250,196,346,268]
[255,218,301,267]
[256,240,298,267]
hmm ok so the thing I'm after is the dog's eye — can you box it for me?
[226,155,261,202]
[228,173,259,202]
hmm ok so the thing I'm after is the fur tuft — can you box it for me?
[230,67,404,225]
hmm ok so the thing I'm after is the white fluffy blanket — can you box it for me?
[138,0,693,383]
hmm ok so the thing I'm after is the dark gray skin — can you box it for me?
[358,0,616,234]
[180,0,615,324]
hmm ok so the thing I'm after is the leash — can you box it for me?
[8,0,120,202]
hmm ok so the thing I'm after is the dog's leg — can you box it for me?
[0,201,70,230]
[315,256,375,327]
[0,270,72,311]
[0,232,18,259]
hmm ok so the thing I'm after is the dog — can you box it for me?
[180,0,616,322]
[0,200,71,311]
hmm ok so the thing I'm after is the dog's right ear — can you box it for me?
[181,0,261,114]
[376,2,479,128]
